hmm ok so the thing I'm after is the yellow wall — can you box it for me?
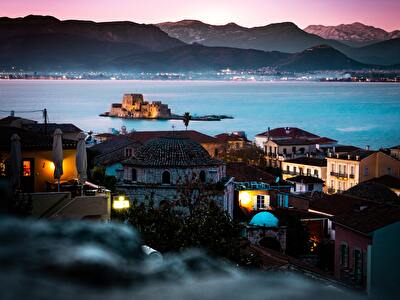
[238,190,270,211]
[281,161,327,181]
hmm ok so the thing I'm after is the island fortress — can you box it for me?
[110,94,172,119]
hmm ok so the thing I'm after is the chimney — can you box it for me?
[365,145,370,150]
[356,155,360,160]
[347,154,351,160]
[336,153,340,158]
[328,152,332,157]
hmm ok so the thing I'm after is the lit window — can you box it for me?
[0,161,6,177]
[256,195,265,209]
[314,169,319,177]
[23,160,31,177]
[307,168,311,176]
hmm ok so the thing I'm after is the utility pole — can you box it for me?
[43,108,48,134]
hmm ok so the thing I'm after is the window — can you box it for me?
[339,164,342,174]
[314,169,319,177]
[308,184,314,191]
[277,194,289,207]
[343,165,347,174]
[292,146,296,153]
[131,168,137,182]
[23,160,32,177]
[293,166,297,174]
[214,148,219,157]
[350,166,354,175]
[0,161,6,177]
[162,171,171,184]
[286,165,290,173]
[256,195,265,209]
[387,167,392,175]
[340,243,349,267]
[283,148,287,155]
[331,163,335,172]
[331,180,334,188]
[307,168,311,176]
[199,170,206,183]
[299,168,304,175]
[364,167,369,176]
[125,148,133,157]
[354,249,363,283]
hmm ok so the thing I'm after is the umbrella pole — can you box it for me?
[58,178,60,192]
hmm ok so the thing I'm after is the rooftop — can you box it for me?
[331,145,361,153]
[0,126,76,151]
[23,123,82,134]
[327,149,376,161]
[287,175,324,184]
[128,130,223,145]
[344,181,399,203]
[313,137,338,144]
[365,175,400,190]
[122,137,222,167]
[256,127,320,139]
[215,133,249,143]
[226,162,276,184]
[271,138,317,146]
[284,157,327,167]
[333,203,400,235]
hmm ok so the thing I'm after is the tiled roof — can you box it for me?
[272,138,317,146]
[0,126,76,151]
[314,137,338,144]
[226,162,276,184]
[23,123,82,134]
[344,181,399,203]
[284,157,327,167]
[128,130,223,145]
[366,175,400,190]
[331,145,361,153]
[333,203,400,234]
[215,133,249,143]
[122,137,222,167]
[328,149,376,160]
[308,193,372,216]
[256,127,319,139]
[287,176,324,184]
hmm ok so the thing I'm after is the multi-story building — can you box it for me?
[281,157,327,181]
[215,131,250,151]
[326,149,400,194]
[254,127,320,149]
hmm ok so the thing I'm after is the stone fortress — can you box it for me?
[109,93,172,119]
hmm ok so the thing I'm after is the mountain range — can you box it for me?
[0,15,399,72]
[304,22,400,46]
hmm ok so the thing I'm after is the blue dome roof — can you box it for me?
[249,212,279,227]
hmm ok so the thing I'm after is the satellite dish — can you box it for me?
[275,176,280,183]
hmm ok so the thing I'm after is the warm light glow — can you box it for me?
[23,160,31,177]
[113,196,130,209]
[49,162,55,171]
[239,191,251,205]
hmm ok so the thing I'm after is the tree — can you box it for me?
[183,112,191,130]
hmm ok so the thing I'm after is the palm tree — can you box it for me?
[183,112,191,130]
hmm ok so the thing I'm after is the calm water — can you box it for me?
[0,80,399,149]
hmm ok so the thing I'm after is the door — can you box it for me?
[21,158,34,192]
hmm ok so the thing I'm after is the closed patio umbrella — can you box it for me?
[10,134,22,190]
[75,132,87,193]
[52,129,63,192]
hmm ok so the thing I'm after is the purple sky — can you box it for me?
[1,0,399,31]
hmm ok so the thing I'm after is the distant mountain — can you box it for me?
[0,15,184,51]
[157,20,348,53]
[276,45,370,72]
[110,43,290,71]
[304,22,400,46]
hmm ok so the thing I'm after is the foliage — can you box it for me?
[182,112,191,130]
[91,166,117,191]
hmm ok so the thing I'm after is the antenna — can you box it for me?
[43,108,48,134]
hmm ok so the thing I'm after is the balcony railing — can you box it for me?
[349,174,355,179]
[330,172,348,178]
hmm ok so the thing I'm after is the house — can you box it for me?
[0,116,37,127]
[88,136,141,178]
[281,157,327,181]
[128,130,225,158]
[215,131,250,151]
[333,203,400,297]
[116,136,234,217]
[314,137,338,152]
[0,126,77,193]
[286,175,324,194]
[254,127,320,149]
[226,162,291,216]
[326,149,400,194]
[389,145,400,160]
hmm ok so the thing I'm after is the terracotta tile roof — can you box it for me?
[23,123,82,134]
[366,175,400,190]
[122,137,222,167]
[328,149,376,160]
[215,133,249,143]
[0,126,76,151]
[128,130,223,145]
[256,127,319,139]
[308,193,373,216]
[331,145,361,153]
[314,137,338,144]
[344,181,399,203]
[284,157,327,167]
[271,138,317,146]
[333,203,400,234]
[287,175,324,184]
[226,162,276,184]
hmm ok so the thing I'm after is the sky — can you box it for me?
[1,0,399,31]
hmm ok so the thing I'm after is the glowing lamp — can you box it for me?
[113,195,130,210]
[50,162,55,170]
[239,191,251,206]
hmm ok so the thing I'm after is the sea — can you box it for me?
[0,80,399,149]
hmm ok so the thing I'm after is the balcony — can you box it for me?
[330,172,348,178]
[349,174,355,179]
